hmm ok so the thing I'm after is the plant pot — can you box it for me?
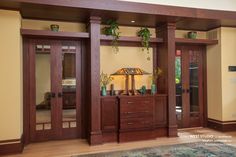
[101,86,107,96]
[151,84,157,95]
[50,24,59,32]
[187,31,197,39]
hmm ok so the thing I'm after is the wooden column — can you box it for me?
[88,16,102,145]
[157,23,178,137]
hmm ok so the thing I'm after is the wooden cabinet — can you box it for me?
[119,96,154,130]
[154,95,167,126]
[101,97,118,142]
[101,94,168,143]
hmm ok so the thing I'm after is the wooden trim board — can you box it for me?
[208,118,236,132]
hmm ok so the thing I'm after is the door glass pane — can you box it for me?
[175,50,182,125]
[62,51,77,129]
[189,51,199,113]
[35,46,52,131]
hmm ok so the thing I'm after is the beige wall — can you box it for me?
[175,30,207,39]
[100,46,153,90]
[207,28,223,121]
[207,27,236,121]
[0,10,22,141]
[221,27,236,121]
[121,0,236,11]
[100,25,154,90]
[22,19,86,32]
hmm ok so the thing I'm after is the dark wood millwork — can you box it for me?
[175,38,218,45]
[0,135,24,155]
[157,23,178,137]
[100,95,168,143]
[118,95,167,142]
[23,39,83,142]
[175,45,206,128]
[87,16,102,145]
[21,29,89,39]
[208,119,236,132]
[15,0,214,152]
[2,0,236,30]
[101,97,118,143]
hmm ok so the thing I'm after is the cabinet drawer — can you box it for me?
[120,98,154,113]
[120,110,153,119]
[120,117,153,129]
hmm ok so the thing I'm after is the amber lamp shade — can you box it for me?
[111,68,150,95]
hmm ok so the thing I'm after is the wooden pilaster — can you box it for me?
[88,16,103,145]
[157,23,178,137]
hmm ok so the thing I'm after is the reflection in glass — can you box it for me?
[175,53,182,121]
[35,52,52,130]
[62,52,77,128]
[190,62,199,112]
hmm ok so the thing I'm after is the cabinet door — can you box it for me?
[101,97,118,132]
[154,96,167,126]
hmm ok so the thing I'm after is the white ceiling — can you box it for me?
[120,0,236,12]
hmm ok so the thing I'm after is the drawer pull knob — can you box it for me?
[127,101,134,104]
[126,112,133,114]
[127,122,133,125]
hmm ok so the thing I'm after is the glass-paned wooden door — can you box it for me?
[30,39,81,142]
[175,45,204,128]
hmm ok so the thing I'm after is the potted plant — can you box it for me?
[151,67,163,95]
[137,27,152,60]
[187,31,197,39]
[100,72,113,96]
[103,19,121,53]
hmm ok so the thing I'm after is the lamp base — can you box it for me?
[132,89,139,95]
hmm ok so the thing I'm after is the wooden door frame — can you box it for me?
[23,38,83,144]
[176,44,207,128]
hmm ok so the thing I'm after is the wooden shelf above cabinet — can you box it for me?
[100,35,163,47]
[21,29,90,39]
[175,38,218,45]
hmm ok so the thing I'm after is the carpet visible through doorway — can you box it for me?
[73,142,236,157]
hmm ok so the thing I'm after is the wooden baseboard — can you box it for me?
[0,135,24,155]
[208,118,236,132]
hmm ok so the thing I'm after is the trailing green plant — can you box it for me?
[103,19,120,53]
[137,27,152,60]
[100,72,113,87]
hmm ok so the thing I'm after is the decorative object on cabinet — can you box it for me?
[151,67,163,95]
[103,19,120,53]
[50,24,59,32]
[100,72,113,96]
[137,27,152,60]
[187,31,197,39]
[112,68,150,95]
[139,85,147,95]
[110,84,115,96]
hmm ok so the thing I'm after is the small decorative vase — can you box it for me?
[101,86,107,96]
[50,24,59,32]
[151,84,157,95]
[187,31,197,39]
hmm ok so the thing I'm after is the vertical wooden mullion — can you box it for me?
[50,40,61,139]
[76,41,82,137]
[181,47,190,128]
[29,39,36,141]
